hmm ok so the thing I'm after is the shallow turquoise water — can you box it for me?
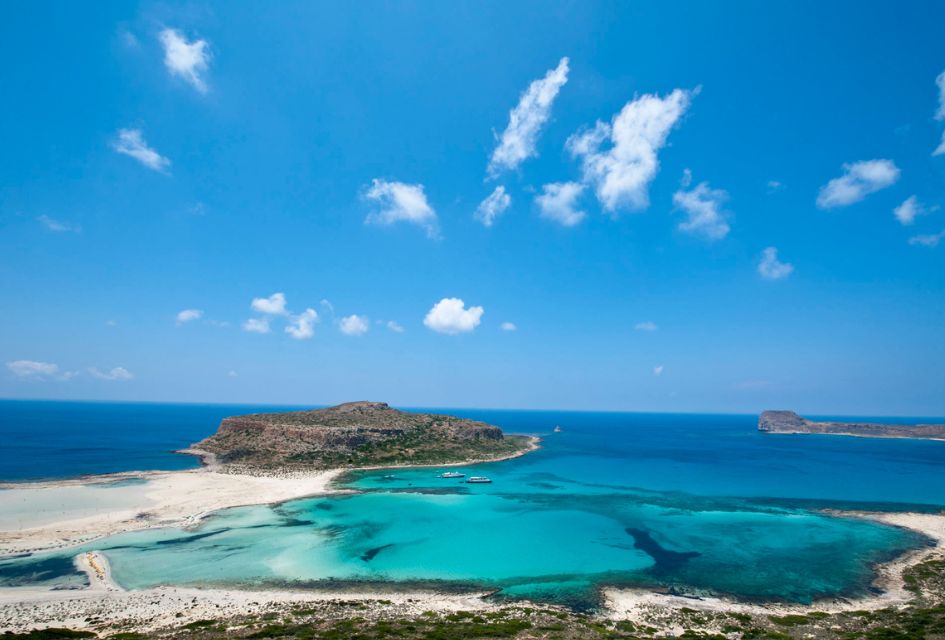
[2,409,943,608]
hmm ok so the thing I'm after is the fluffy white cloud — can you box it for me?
[500,322,517,331]
[175,308,203,325]
[672,178,731,240]
[535,181,586,227]
[909,230,945,247]
[339,314,369,336]
[893,196,936,226]
[653,365,664,377]
[159,28,210,93]
[37,215,80,233]
[757,247,794,280]
[6,360,74,380]
[112,128,170,173]
[364,179,438,238]
[242,317,271,334]
[251,292,288,315]
[487,57,569,177]
[286,309,318,340]
[89,366,134,381]
[424,298,484,335]
[816,159,900,209]
[935,132,945,157]
[567,88,695,213]
[475,186,512,227]
[635,321,658,332]
[386,320,404,333]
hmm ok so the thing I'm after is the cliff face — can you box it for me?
[193,401,529,469]
[759,410,945,440]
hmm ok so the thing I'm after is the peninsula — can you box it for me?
[190,401,537,470]
[759,410,945,440]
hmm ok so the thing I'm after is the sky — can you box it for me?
[2,1,944,416]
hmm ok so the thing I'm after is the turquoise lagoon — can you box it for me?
[2,408,945,609]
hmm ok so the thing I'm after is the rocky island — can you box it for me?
[759,410,945,440]
[190,401,537,470]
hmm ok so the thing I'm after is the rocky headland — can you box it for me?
[191,401,537,470]
[759,410,945,440]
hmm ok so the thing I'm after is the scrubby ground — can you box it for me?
[9,558,945,640]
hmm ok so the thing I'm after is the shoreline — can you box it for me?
[3,435,945,634]
[0,434,541,556]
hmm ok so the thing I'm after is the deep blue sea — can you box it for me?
[2,400,945,608]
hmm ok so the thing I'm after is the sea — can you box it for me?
[2,400,945,609]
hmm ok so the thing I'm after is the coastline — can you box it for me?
[603,510,945,624]
[3,434,945,635]
[0,434,541,556]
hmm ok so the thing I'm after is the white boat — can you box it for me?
[439,471,465,478]
[466,476,492,484]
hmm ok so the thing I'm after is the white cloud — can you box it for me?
[935,132,945,157]
[893,196,936,226]
[112,128,170,173]
[535,181,586,227]
[424,298,484,335]
[635,321,658,332]
[320,299,335,315]
[816,159,900,209]
[487,57,570,177]
[653,365,664,377]
[37,215,80,233]
[285,309,318,340]
[364,179,439,238]
[339,314,369,336]
[386,320,404,333]
[251,292,288,315]
[475,186,512,227]
[567,88,696,213]
[242,317,271,334]
[672,177,731,240]
[500,322,517,331]
[767,180,784,192]
[159,28,210,94]
[757,247,794,280]
[909,230,945,247]
[175,308,203,325]
[88,366,134,381]
[7,360,74,381]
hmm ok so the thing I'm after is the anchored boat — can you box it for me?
[439,471,465,478]
[466,476,492,484]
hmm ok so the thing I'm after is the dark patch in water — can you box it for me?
[155,528,228,546]
[625,528,700,574]
[0,555,87,587]
[314,502,333,511]
[526,482,560,490]
[361,543,395,562]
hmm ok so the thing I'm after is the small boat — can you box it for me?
[382,475,396,480]
[466,476,492,484]
[439,471,465,479]
[553,425,562,433]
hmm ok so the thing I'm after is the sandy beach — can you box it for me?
[3,439,945,635]
[0,465,345,556]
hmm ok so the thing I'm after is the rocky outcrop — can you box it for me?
[192,401,531,469]
[759,410,945,440]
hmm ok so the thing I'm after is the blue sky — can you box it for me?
[2,1,944,415]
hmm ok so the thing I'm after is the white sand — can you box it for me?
[0,466,344,555]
